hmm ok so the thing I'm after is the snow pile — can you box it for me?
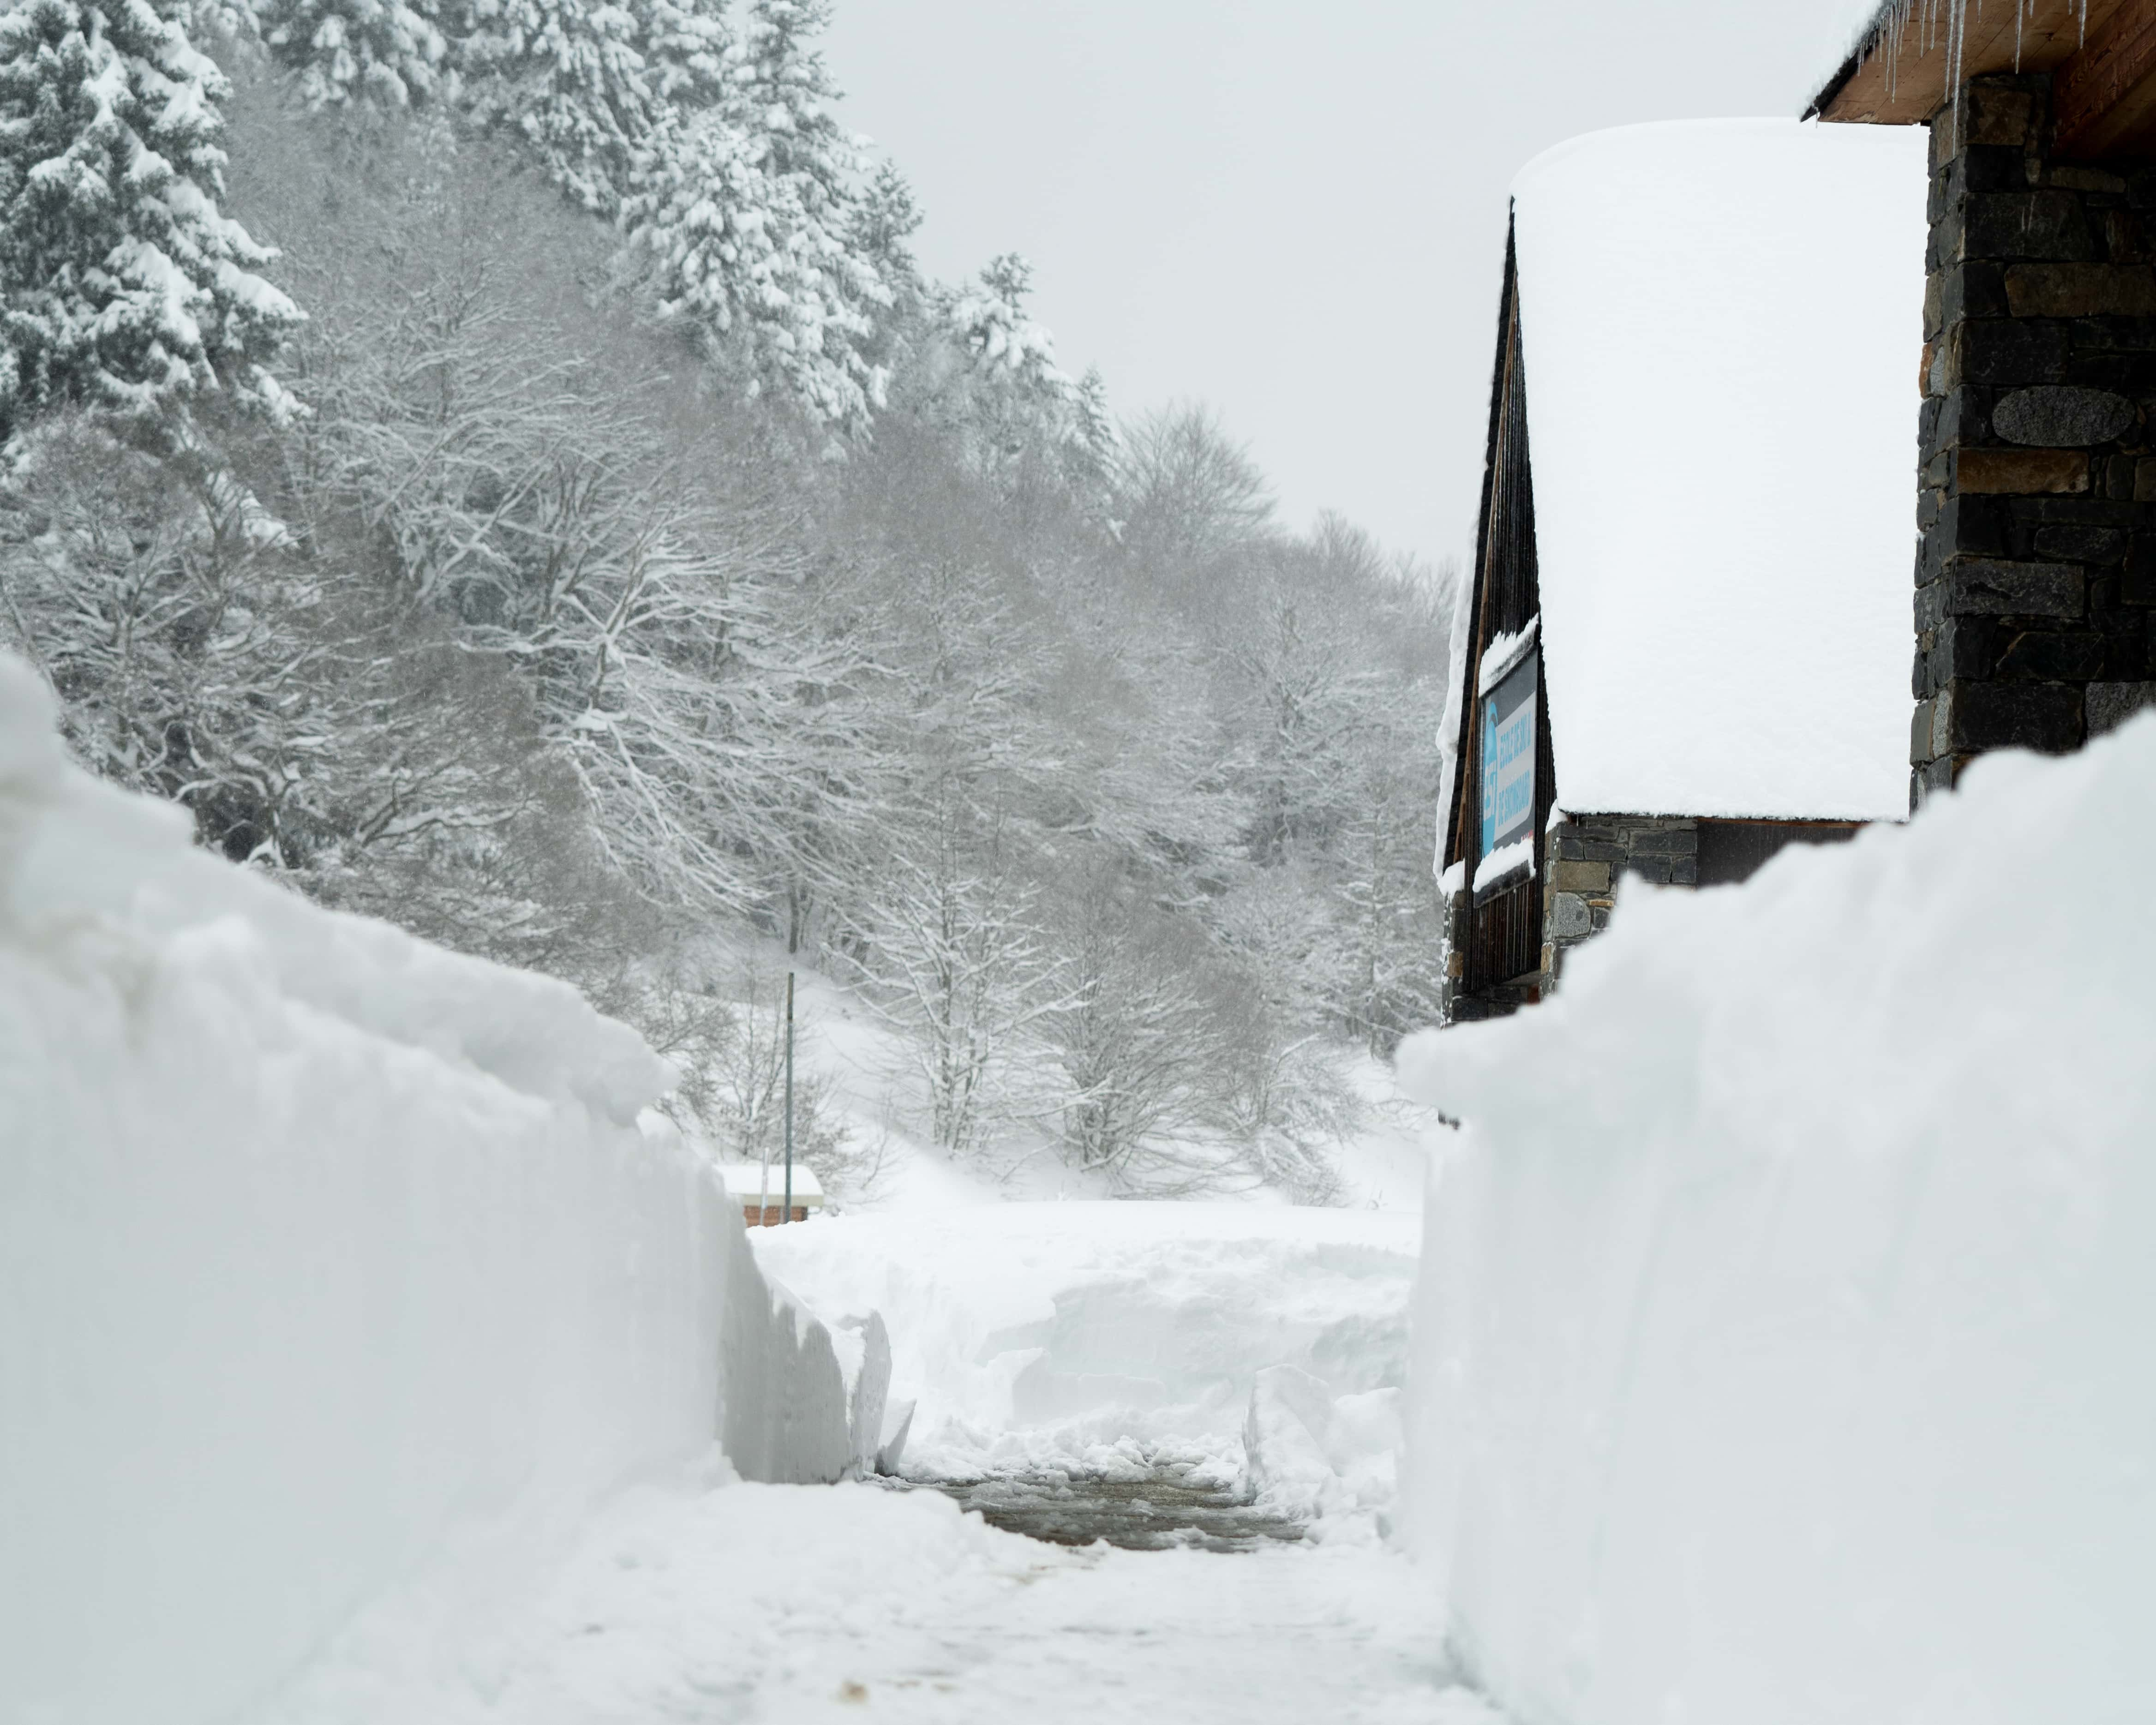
[1241,1365,1401,1536]
[753,1204,1419,1516]
[1396,719,2156,1725]
[1511,119,1924,820]
[0,654,860,1725]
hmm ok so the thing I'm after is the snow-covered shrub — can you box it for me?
[0,0,301,442]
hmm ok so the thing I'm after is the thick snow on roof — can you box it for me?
[1511,119,1926,821]
[719,1160,825,1199]
[1806,0,1898,106]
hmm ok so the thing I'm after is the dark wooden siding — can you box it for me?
[1449,217,1552,994]
[1695,820,1862,888]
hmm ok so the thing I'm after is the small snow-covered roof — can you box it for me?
[1511,119,1926,822]
[717,1162,824,1200]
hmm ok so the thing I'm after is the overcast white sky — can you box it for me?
[824,2,1865,573]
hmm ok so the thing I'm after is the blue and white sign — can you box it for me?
[1479,653,1537,863]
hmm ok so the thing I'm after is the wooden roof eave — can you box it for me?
[1805,0,2156,156]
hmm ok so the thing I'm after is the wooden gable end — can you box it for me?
[1444,219,1558,995]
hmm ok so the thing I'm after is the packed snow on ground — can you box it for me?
[1397,718,2156,1725]
[753,1201,1422,1533]
[0,653,861,1725]
[262,1193,1471,1725]
[1511,119,1924,821]
[256,1458,1497,1725]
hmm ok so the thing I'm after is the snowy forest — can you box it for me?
[0,0,1455,1197]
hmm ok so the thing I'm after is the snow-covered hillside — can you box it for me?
[0,653,862,1725]
[1398,715,2156,1725]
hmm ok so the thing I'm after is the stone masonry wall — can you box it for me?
[1544,815,1699,977]
[1440,815,1699,1023]
[1914,74,2156,806]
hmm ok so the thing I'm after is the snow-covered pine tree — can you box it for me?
[635,0,728,108]
[1068,364,1116,493]
[623,122,884,426]
[0,0,302,442]
[855,158,921,302]
[694,0,886,424]
[459,0,656,215]
[945,254,1066,397]
[255,0,453,110]
[921,252,1078,473]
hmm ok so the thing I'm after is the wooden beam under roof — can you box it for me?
[1811,0,2130,125]
[2054,0,2156,151]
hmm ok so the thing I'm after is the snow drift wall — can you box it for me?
[1396,721,2156,1725]
[0,655,858,1725]
[753,1203,1420,1489]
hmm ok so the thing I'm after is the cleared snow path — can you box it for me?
[264,1467,1490,1723]
[259,1200,1489,1723]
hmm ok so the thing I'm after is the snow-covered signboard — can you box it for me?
[1478,654,1536,888]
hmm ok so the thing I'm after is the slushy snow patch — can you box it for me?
[1396,717,2156,1725]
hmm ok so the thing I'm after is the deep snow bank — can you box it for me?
[753,1203,1419,1526]
[1396,721,2156,1725]
[0,656,858,1725]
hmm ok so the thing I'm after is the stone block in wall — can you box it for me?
[1957,144,2030,195]
[1983,625,2104,681]
[1911,695,1940,764]
[1926,388,1996,458]
[1549,892,1592,940]
[1623,855,1674,886]
[2049,164,2130,194]
[1968,81,2035,147]
[1943,558,2086,617]
[1626,826,1698,855]
[1997,629,2107,679]
[2003,264,2156,317]
[1992,385,2138,445]
[2016,496,2137,525]
[1939,264,2010,330]
[2087,680,2156,736]
[1919,495,2005,584]
[2032,521,2128,562]
[2107,208,2156,264]
[1670,857,1698,886]
[1959,192,2093,262]
[1550,860,1610,895]
[1941,680,2085,752]
[2127,539,2156,603]
[1945,318,2072,389]
[1922,615,1999,693]
[1956,448,2090,494]
[2097,605,2149,677]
